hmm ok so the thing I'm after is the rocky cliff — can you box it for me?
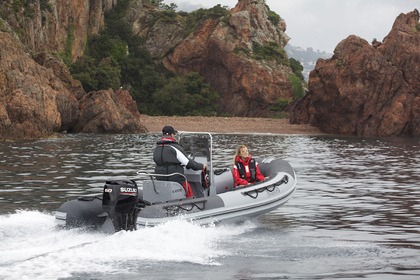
[0,29,147,140]
[0,1,147,140]
[126,0,295,117]
[0,0,117,62]
[291,9,420,137]
[164,0,294,117]
[0,0,297,140]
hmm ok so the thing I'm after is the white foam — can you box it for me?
[0,211,257,280]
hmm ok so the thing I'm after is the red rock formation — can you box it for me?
[291,9,420,137]
[33,52,84,131]
[0,0,150,140]
[73,89,147,133]
[1,0,116,62]
[126,1,186,59]
[0,29,147,140]
[0,31,62,139]
[0,0,298,139]
[162,0,294,117]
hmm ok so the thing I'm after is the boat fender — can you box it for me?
[102,179,139,232]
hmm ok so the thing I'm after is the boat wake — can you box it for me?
[0,210,257,279]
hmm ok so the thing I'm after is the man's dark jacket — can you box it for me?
[153,136,203,184]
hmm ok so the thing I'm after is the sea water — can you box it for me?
[0,133,419,279]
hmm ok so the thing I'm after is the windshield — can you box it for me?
[179,133,211,161]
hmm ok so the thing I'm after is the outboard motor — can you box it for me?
[102,179,139,231]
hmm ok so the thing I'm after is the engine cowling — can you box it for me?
[102,179,139,231]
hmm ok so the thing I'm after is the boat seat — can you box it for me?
[142,180,186,204]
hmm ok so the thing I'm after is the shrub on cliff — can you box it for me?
[289,73,305,100]
[289,58,305,81]
[267,10,280,26]
[184,4,229,33]
[252,42,288,65]
[87,33,128,62]
[152,72,219,116]
[70,56,121,92]
[148,0,176,10]
[270,98,290,111]
[68,0,165,111]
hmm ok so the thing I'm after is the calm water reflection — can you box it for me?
[0,133,419,279]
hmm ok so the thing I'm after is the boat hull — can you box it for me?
[136,169,296,226]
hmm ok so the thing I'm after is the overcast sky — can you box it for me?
[163,0,419,53]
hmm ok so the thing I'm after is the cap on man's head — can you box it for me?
[162,125,177,135]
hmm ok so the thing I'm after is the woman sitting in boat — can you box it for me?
[232,145,266,188]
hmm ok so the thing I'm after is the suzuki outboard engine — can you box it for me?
[102,179,139,231]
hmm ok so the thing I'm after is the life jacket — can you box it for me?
[154,137,183,182]
[236,158,257,183]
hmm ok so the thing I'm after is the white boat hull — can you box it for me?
[136,170,297,227]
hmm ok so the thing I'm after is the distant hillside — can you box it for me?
[285,44,332,81]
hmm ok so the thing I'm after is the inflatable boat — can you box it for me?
[55,132,297,232]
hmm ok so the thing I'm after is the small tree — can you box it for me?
[268,10,280,25]
[152,72,219,116]
[289,58,304,81]
[148,0,177,11]
[289,74,304,100]
[270,98,291,112]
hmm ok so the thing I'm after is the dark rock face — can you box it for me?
[291,10,420,137]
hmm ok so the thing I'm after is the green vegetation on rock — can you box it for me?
[152,72,219,116]
[183,4,229,34]
[68,0,219,116]
[252,41,288,65]
[289,73,305,100]
[289,57,305,81]
[267,10,280,26]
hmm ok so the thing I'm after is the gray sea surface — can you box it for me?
[0,133,419,279]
